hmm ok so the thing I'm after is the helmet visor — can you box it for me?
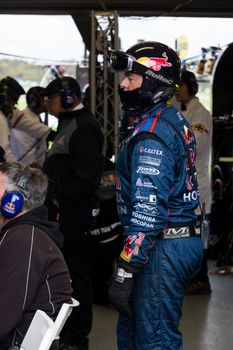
[111,50,175,87]
[110,50,135,71]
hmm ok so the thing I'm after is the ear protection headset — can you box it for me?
[0,169,29,218]
[28,94,40,109]
[186,76,198,95]
[180,70,198,96]
[0,83,11,108]
[60,78,76,109]
[26,87,44,110]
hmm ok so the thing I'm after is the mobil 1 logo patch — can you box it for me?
[136,166,160,176]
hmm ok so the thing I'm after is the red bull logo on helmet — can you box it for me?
[137,52,172,71]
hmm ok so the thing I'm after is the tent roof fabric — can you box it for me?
[0,0,232,17]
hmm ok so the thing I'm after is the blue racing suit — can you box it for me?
[116,101,203,350]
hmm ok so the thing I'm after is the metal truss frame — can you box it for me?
[90,10,120,158]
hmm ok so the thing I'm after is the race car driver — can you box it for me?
[108,41,203,350]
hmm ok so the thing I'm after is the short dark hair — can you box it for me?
[41,76,81,99]
[0,76,25,100]
[26,86,44,108]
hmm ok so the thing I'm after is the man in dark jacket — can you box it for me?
[41,77,104,350]
[0,161,72,350]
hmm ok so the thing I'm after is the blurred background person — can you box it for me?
[10,86,48,167]
[175,69,212,295]
[0,98,16,162]
[0,77,23,162]
[0,76,50,165]
[41,76,104,350]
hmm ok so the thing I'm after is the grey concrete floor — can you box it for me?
[90,273,233,350]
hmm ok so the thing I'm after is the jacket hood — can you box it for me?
[1,205,64,248]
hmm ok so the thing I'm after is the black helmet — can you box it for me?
[111,41,181,111]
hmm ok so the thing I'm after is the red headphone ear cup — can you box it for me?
[0,191,24,218]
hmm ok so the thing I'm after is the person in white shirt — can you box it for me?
[0,78,20,162]
[0,77,50,164]
[175,70,213,294]
[11,86,48,167]
[0,110,16,162]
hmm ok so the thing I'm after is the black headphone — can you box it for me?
[26,87,44,110]
[60,78,76,109]
[0,168,29,218]
[187,77,198,95]
[180,71,198,96]
[0,83,11,108]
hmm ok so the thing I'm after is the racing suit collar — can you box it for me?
[136,101,167,123]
